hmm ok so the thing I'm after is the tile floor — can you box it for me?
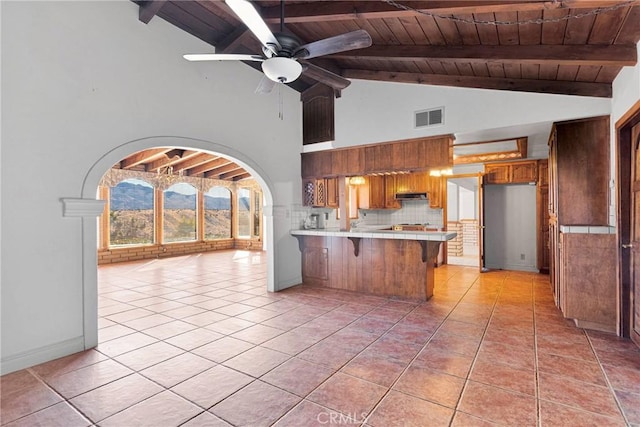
[2,249,640,426]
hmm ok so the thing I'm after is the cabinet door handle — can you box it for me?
[622,243,634,249]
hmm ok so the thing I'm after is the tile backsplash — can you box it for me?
[359,200,443,228]
[292,200,443,229]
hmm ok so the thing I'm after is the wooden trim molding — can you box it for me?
[61,198,106,218]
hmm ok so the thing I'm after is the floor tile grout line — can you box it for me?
[265,275,475,426]
[13,255,636,427]
[532,276,542,427]
[355,269,497,426]
[450,271,507,425]
[584,331,632,425]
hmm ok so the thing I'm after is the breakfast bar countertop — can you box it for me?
[290,228,457,241]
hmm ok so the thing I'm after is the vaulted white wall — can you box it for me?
[1,1,302,374]
[334,79,611,148]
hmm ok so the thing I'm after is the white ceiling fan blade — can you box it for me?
[183,53,263,62]
[254,75,276,95]
[295,29,372,60]
[226,0,280,55]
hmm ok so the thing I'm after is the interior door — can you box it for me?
[479,174,486,272]
[630,123,640,346]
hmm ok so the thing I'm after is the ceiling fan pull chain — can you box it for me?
[278,84,284,121]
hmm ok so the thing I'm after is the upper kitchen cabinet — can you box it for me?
[404,135,453,171]
[551,116,610,225]
[301,134,454,178]
[396,172,429,194]
[364,144,392,174]
[484,160,538,184]
[358,175,386,209]
[301,150,332,178]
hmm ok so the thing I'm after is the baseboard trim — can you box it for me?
[485,263,539,273]
[1,336,85,375]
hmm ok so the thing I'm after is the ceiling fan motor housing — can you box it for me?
[260,33,305,83]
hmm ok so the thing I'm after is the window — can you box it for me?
[237,187,251,238]
[204,186,231,239]
[163,182,197,243]
[109,179,154,246]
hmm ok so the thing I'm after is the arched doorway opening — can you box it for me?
[80,136,276,349]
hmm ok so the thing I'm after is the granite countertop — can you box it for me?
[290,228,457,241]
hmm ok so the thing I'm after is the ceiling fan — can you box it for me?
[183,0,372,93]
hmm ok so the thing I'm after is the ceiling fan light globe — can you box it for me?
[261,57,302,83]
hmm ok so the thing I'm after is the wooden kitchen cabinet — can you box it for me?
[384,175,401,209]
[484,160,537,184]
[560,232,617,333]
[303,178,338,207]
[396,172,428,194]
[301,242,329,287]
[484,164,511,184]
[325,177,339,208]
[301,134,453,179]
[359,175,386,209]
[301,151,331,178]
[427,175,444,209]
[537,176,550,273]
[547,115,611,327]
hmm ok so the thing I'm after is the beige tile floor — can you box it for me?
[2,249,640,426]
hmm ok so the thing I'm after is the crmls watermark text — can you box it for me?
[317,411,368,424]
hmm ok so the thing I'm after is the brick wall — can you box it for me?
[447,221,464,256]
[97,239,262,264]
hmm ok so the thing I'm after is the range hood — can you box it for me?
[395,192,428,200]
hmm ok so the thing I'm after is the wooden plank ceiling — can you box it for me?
[135,0,640,97]
[114,148,251,181]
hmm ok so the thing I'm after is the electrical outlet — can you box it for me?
[520,253,525,260]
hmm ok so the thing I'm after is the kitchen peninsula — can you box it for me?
[291,228,456,300]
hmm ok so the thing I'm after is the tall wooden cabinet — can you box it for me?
[548,115,615,332]
[537,160,549,273]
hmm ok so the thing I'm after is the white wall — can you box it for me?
[447,182,459,220]
[484,184,538,272]
[1,1,302,373]
[459,187,476,220]
[334,79,611,148]
[612,41,640,124]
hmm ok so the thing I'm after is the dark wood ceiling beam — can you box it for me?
[120,148,172,169]
[215,27,255,53]
[261,1,544,23]
[187,158,232,176]
[138,0,166,24]
[205,164,244,179]
[260,1,638,24]
[343,69,612,97]
[331,45,637,66]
